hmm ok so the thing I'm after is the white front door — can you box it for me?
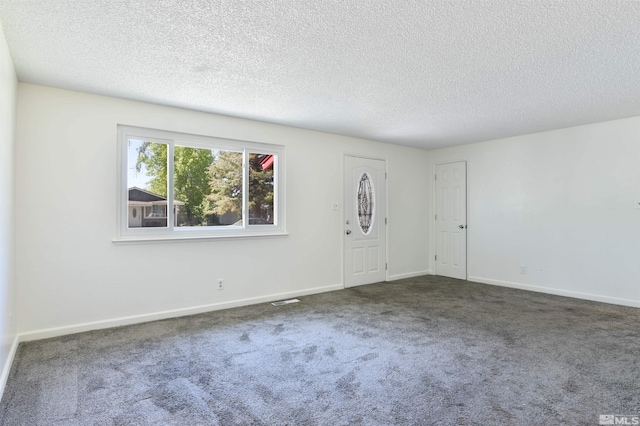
[344,156,387,288]
[128,206,142,227]
[435,161,467,279]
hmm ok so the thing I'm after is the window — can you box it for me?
[357,172,374,235]
[117,125,285,241]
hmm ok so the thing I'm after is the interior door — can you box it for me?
[344,156,387,288]
[435,161,467,279]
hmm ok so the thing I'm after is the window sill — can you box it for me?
[112,231,289,244]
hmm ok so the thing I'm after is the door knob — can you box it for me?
[346,230,352,235]
[459,225,465,229]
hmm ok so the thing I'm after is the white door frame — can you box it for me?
[434,160,469,279]
[343,154,389,288]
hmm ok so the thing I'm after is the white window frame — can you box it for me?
[115,125,286,242]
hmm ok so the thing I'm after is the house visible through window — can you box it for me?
[127,187,180,228]
[118,126,285,240]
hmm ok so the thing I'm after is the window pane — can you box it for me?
[127,139,168,228]
[248,153,275,225]
[357,172,374,235]
[174,145,215,227]
[207,150,243,226]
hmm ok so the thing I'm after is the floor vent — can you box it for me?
[271,299,300,306]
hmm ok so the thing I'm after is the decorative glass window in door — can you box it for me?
[357,173,375,235]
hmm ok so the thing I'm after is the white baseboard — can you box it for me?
[19,283,344,342]
[469,276,640,308]
[0,334,19,401]
[387,270,432,281]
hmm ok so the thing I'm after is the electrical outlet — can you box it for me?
[520,265,527,274]
[217,279,224,290]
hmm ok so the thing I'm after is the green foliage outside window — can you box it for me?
[135,143,274,226]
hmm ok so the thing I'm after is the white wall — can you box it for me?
[431,118,640,306]
[15,84,431,338]
[0,23,17,391]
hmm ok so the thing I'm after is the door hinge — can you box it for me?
[435,214,437,220]
[385,217,387,225]
[435,255,437,261]
[385,172,387,179]
[434,174,437,180]
[385,263,388,270]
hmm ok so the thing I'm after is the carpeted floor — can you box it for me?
[1,275,639,425]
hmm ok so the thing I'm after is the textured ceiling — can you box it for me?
[0,1,639,149]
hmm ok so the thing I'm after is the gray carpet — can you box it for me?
[1,275,639,425]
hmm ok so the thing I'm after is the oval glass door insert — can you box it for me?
[357,172,375,235]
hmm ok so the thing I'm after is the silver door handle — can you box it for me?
[459,225,465,229]
[346,230,352,235]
